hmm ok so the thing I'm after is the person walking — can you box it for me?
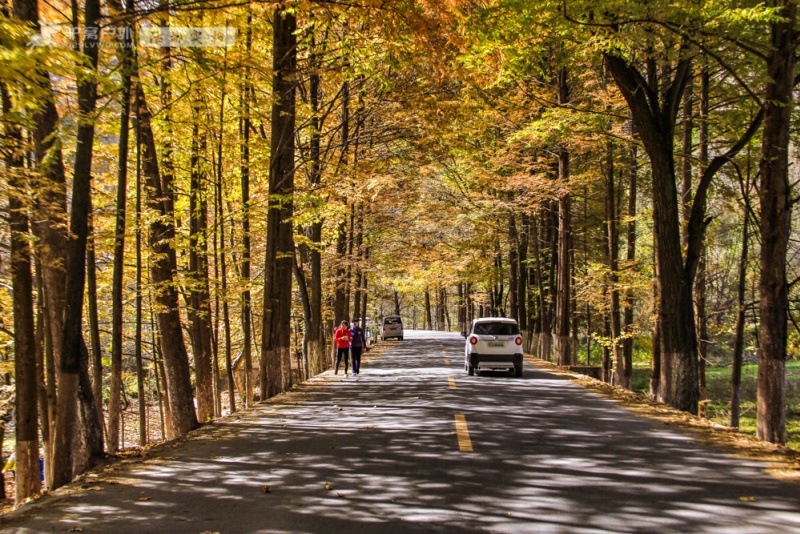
[350,319,367,375]
[334,320,352,376]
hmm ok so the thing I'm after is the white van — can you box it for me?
[381,315,404,341]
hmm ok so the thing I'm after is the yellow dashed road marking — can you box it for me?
[454,414,473,452]
[448,376,456,389]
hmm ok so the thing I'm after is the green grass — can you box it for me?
[630,360,800,451]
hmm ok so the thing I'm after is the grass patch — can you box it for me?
[630,360,800,451]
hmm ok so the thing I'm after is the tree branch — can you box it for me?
[684,107,765,280]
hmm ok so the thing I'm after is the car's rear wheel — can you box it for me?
[514,365,523,378]
[399,336,403,341]
[467,364,475,376]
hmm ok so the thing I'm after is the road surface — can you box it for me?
[4,330,800,533]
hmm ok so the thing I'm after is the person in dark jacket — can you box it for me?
[350,319,367,375]
[334,320,352,375]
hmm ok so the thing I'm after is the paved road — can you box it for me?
[4,330,800,533]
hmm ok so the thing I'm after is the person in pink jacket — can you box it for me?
[334,320,352,376]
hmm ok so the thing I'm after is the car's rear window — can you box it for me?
[473,322,519,336]
[384,317,402,325]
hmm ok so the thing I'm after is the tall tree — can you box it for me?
[13,0,68,489]
[606,139,623,387]
[238,11,254,406]
[3,84,40,500]
[622,132,638,389]
[261,5,297,398]
[189,102,214,422]
[553,66,572,367]
[731,157,753,429]
[107,0,134,452]
[756,0,797,445]
[59,0,104,482]
[303,26,327,376]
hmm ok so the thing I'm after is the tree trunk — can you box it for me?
[14,0,69,489]
[353,205,364,322]
[651,244,662,399]
[508,213,519,324]
[606,139,624,387]
[530,210,549,360]
[34,258,54,488]
[239,16,253,405]
[553,67,572,366]
[189,105,214,422]
[623,125,637,390]
[457,284,465,333]
[57,0,104,484]
[301,28,325,377]
[216,147,235,410]
[518,215,528,331]
[695,66,711,402]
[361,249,369,331]
[345,204,355,317]
[757,0,796,445]
[605,53,699,413]
[107,0,133,455]
[731,158,752,428]
[134,127,146,446]
[3,84,40,501]
[134,82,198,437]
[332,76,350,332]
[602,301,612,383]
[261,6,297,399]
[424,291,433,330]
[85,207,105,445]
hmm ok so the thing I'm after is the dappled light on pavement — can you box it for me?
[4,330,800,533]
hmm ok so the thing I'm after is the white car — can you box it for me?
[381,315,404,341]
[462,318,523,377]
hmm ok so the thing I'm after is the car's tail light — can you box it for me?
[469,336,478,345]
[515,336,523,346]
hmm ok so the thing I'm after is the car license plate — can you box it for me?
[488,341,505,347]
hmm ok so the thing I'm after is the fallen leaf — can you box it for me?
[337,492,345,498]
[68,529,83,532]
[324,482,333,491]
[212,456,224,459]
[138,497,152,502]
[262,485,271,493]
[739,496,756,502]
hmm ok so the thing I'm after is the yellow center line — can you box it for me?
[448,376,456,389]
[454,414,473,452]
[444,359,451,366]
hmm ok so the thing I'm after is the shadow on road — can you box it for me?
[4,330,800,533]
